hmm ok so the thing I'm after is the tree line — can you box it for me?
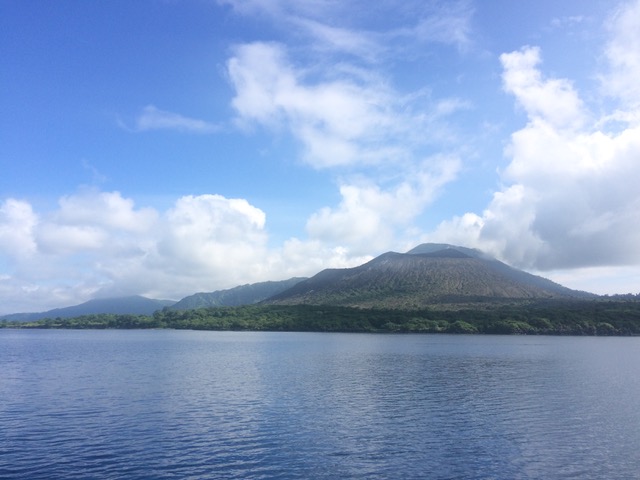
[2,298,640,335]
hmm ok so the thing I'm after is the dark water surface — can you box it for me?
[1,330,639,479]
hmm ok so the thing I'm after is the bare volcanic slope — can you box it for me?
[265,244,593,309]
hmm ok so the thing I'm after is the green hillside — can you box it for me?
[170,278,306,310]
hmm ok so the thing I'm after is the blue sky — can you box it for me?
[2,0,640,313]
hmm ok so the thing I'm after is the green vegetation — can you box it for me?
[2,298,640,335]
[170,277,306,310]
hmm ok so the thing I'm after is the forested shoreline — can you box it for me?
[3,299,640,335]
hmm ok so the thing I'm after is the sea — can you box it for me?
[1,329,639,479]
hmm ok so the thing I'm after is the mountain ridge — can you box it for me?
[2,295,176,322]
[2,244,597,320]
[265,243,594,309]
[170,278,307,310]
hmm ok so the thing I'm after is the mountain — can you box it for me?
[2,244,595,321]
[2,296,176,322]
[265,244,594,309]
[170,278,307,310]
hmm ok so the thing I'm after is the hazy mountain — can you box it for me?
[2,244,596,320]
[170,278,307,310]
[265,244,594,309]
[2,296,176,322]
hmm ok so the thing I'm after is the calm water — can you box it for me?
[1,330,639,479]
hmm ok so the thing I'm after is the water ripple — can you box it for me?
[1,330,640,479]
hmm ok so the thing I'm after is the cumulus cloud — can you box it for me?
[271,238,373,279]
[306,156,460,254]
[500,46,588,130]
[34,189,158,256]
[0,199,38,260]
[0,191,274,313]
[1,188,385,314]
[428,6,640,282]
[155,195,267,275]
[56,189,157,232]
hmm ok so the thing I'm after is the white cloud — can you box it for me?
[0,277,101,317]
[218,0,301,18]
[37,224,107,255]
[222,1,470,263]
[220,0,473,55]
[544,265,640,296]
[133,105,220,134]
[602,0,640,107]
[291,17,381,60]
[550,15,587,29]
[405,2,473,51]
[0,160,461,314]
[55,189,157,232]
[222,4,472,277]
[271,238,373,279]
[0,191,279,314]
[7,181,473,314]
[227,42,402,168]
[2,149,459,312]
[306,183,398,253]
[228,41,464,170]
[500,46,588,130]
[0,199,38,260]
[156,194,267,273]
[428,36,640,280]
[307,156,460,254]
[426,185,548,268]
[33,190,157,256]
[228,43,393,168]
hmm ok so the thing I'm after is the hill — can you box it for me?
[2,296,176,322]
[170,278,306,310]
[265,244,594,310]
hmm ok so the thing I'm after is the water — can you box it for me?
[1,330,639,479]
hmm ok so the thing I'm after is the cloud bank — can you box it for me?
[427,1,640,280]
[0,191,261,313]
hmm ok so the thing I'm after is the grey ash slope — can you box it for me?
[265,244,594,309]
[170,278,307,310]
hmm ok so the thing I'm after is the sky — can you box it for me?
[2,0,640,314]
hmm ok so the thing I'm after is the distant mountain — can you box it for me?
[265,244,595,309]
[2,296,176,322]
[2,244,597,321]
[170,278,307,310]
